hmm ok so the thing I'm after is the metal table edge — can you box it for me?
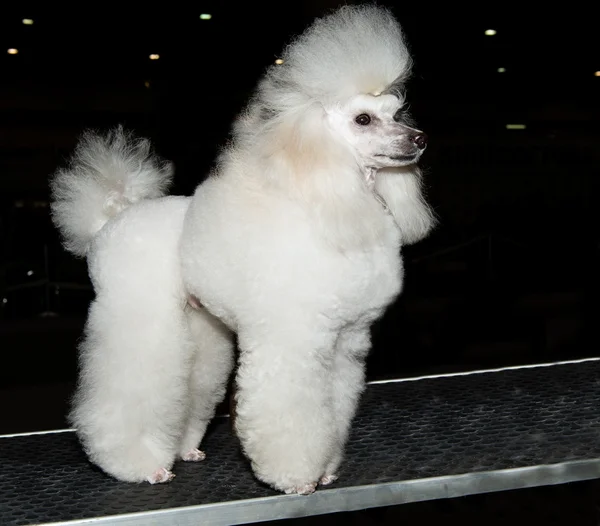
[37,459,600,526]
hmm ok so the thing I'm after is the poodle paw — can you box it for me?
[181,448,206,462]
[146,468,175,484]
[284,482,317,495]
[319,474,339,486]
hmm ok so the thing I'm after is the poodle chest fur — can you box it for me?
[180,182,404,334]
[314,239,404,329]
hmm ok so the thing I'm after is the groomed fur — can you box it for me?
[180,5,435,494]
[49,4,435,493]
[263,5,410,111]
[50,128,234,484]
[234,5,412,146]
[50,126,173,257]
[228,5,432,251]
[375,166,437,245]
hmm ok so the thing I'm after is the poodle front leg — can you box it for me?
[179,305,235,461]
[320,326,369,485]
[234,326,337,495]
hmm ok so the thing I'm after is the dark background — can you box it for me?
[0,1,599,522]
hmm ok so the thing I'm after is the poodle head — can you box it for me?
[325,92,427,174]
[236,5,422,172]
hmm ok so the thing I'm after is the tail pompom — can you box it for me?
[50,126,173,257]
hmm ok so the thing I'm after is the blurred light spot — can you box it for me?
[27,270,34,277]
[7,48,18,55]
[2,298,7,304]
[275,58,284,65]
[22,18,34,25]
[149,54,160,60]
[200,14,212,20]
[497,67,506,73]
[485,29,497,36]
[506,124,526,130]
[144,81,151,88]
[595,71,600,77]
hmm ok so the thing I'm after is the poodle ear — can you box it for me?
[374,167,436,245]
[266,104,343,176]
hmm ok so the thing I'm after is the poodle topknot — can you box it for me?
[261,5,411,110]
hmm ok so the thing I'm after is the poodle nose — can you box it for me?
[410,133,428,150]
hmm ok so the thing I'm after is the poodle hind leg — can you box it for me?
[320,325,369,485]
[70,294,194,483]
[179,304,235,461]
[234,321,337,494]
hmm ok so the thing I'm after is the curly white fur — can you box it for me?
[243,4,411,121]
[51,129,234,484]
[50,126,173,257]
[182,5,435,493]
[50,4,435,492]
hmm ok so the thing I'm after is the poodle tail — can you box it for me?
[50,126,173,257]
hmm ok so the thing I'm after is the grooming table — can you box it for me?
[2,358,600,525]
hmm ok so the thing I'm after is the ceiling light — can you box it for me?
[22,18,34,25]
[275,58,284,65]
[149,54,160,60]
[497,67,506,73]
[506,124,526,130]
[7,48,18,55]
[595,71,600,77]
[200,14,212,20]
[485,29,497,36]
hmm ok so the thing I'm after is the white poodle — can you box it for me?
[50,5,435,494]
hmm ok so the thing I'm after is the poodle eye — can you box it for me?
[355,114,371,126]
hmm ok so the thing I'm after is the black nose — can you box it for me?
[410,133,428,150]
